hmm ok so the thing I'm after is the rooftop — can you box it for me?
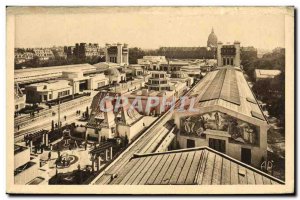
[109,146,284,185]
[28,79,70,87]
[255,69,281,78]
[14,63,96,82]
[186,67,267,122]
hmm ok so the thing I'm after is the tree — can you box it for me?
[242,47,285,81]
[128,47,145,64]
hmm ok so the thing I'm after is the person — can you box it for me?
[62,158,66,167]
[48,151,52,161]
[184,117,191,133]
[84,143,87,151]
[64,115,67,121]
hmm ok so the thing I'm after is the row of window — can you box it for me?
[109,57,117,63]
[149,86,170,91]
[223,57,234,65]
[149,80,168,85]
[58,90,70,97]
[152,74,166,78]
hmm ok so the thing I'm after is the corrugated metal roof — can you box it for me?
[199,68,241,105]
[190,67,266,122]
[110,147,284,185]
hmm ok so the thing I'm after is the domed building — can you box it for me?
[207,28,218,48]
[104,67,126,84]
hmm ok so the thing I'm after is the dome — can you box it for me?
[207,28,218,48]
[107,67,120,77]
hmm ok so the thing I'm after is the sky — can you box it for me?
[12,7,287,50]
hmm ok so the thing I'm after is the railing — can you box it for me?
[14,96,92,129]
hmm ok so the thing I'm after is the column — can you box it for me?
[105,149,109,161]
[29,140,33,152]
[44,133,49,147]
[110,147,113,160]
[91,155,95,172]
[97,156,101,171]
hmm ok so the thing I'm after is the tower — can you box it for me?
[217,41,223,67]
[217,41,241,67]
[105,43,129,66]
[234,41,241,66]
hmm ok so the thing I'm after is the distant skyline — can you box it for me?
[12,7,286,50]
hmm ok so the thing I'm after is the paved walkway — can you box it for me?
[35,143,95,185]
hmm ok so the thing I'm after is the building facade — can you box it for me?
[174,67,269,168]
[14,145,38,184]
[15,52,34,64]
[105,43,129,66]
[217,41,241,67]
[25,80,73,103]
[14,83,26,112]
[33,48,54,61]
[73,43,103,58]
[148,71,170,91]
[86,91,145,142]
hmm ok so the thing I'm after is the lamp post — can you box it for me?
[58,94,61,130]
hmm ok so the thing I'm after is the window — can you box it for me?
[58,90,70,97]
[209,138,226,153]
[241,148,251,165]
[49,94,52,100]
[187,139,195,148]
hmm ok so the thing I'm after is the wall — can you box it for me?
[14,147,30,170]
[234,42,241,66]
[176,132,266,168]
[15,95,26,111]
[217,43,223,67]
[117,117,144,142]
[86,128,100,142]
[14,162,38,185]
[88,75,109,90]
[174,108,269,168]
[25,85,72,103]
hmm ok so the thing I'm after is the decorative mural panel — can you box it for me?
[180,111,259,145]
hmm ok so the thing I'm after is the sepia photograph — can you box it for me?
[6,6,294,194]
